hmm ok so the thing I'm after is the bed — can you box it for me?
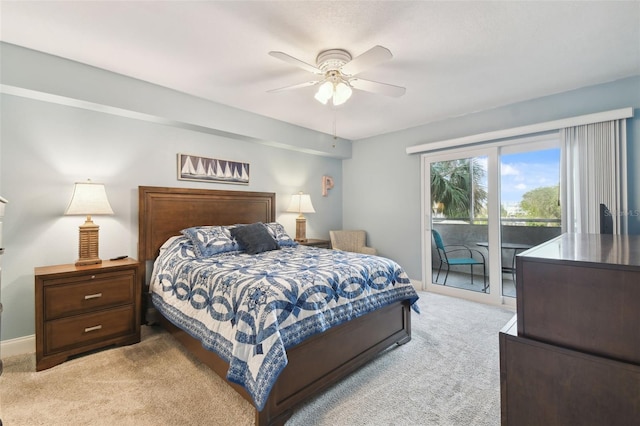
[138,186,418,425]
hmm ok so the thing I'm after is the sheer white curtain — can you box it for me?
[560,119,627,234]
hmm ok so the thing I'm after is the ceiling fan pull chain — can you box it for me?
[332,111,337,146]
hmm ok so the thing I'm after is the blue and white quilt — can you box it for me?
[150,236,419,410]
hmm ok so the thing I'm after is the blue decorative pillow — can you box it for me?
[265,222,298,247]
[230,222,279,255]
[181,226,240,257]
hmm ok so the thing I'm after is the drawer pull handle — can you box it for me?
[84,293,103,300]
[84,325,103,333]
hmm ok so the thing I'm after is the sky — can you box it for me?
[500,148,560,205]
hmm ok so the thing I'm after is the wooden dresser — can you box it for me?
[500,233,640,425]
[35,259,140,371]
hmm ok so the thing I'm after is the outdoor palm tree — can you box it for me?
[431,159,487,220]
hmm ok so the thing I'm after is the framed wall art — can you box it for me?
[177,154,250,185]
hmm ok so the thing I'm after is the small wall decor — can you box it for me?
[322,175,334,196]
[178,154,250,185]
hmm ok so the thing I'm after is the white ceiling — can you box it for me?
[1,1,639,141]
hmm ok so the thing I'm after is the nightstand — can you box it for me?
[34,258,140,371]
[299,239,331,249]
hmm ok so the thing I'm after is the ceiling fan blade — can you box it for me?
[267,80,320,93]
[350,78,406,97]
[268,51,323,74]
[340,45,393,76]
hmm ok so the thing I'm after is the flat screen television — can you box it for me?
[600,203,613,234]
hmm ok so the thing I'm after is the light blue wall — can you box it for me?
[0,44,347,341]
[344,76,640,280]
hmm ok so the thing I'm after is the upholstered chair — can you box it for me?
[329,230,377,255]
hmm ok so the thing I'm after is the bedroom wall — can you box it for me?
[0,44,346,344]
[344,76,640,281]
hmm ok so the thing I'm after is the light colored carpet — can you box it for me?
[0,291,515,425]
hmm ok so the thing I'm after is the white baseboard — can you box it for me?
[410,279,424,292]
[1,334,35,358]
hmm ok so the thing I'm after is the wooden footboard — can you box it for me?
[259,299,412,425]
[159,299,411,426]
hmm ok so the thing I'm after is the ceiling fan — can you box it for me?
[268,45,406,106]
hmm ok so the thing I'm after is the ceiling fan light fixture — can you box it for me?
[314,80,333,104]
[332,81,352,106]
[314,78,352,106]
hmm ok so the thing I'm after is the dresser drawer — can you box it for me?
[45,305,135,353]
[44,270,135,320]
[518,254,640,365]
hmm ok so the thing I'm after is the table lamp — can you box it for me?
[64,180,114,266]
[286,192,315,242]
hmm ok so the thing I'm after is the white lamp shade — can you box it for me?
[314,81,333,105]
[286,193,315,214]
[65,181,114,216]
[333,82,353,106]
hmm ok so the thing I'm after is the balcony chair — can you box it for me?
[329,230,377,255]
[432,229,487,291]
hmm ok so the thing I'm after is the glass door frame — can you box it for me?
[422,146,505,306]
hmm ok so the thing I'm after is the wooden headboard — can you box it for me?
[138,186,275,262]
[138,186,275,300]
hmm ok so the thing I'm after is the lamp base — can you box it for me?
[294,216,308,243]
[75,258,102,267]
[75,218,102,266]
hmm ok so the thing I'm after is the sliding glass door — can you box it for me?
[425,148,497,303]
[423,136,560,306]
[500,143,561,298]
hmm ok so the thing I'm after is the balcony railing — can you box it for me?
[433,217,561,226]
[430,220,563,290]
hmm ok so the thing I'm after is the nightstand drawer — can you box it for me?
[45,305,135,353]
[44,271,135,320]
